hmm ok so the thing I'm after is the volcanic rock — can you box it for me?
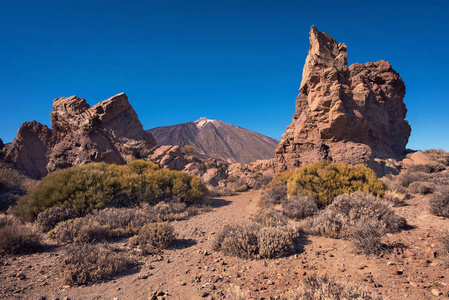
[3,121,56,178]
[47,93,157,173]
[276,26,411,172]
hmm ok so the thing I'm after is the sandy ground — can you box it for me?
[1,189,449,300]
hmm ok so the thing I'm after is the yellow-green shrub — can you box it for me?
[286,161,384,207]
[17,160,208,221]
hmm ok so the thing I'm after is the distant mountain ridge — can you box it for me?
[147,118,279,164]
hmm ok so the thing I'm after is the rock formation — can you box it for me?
[2,121,56,179]
[2,93,173,178]
[276,26,411,172]
[147,117,279,164]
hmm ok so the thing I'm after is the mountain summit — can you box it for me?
[147,118,279,164]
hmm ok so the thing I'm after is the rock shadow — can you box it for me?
[171,238,197,250]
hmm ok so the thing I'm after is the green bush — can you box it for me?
[286,162,384,207]
[16,161,208,221]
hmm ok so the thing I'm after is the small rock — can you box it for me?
[390,265,399,275]
[409,282,418,288]
[266,280,274,285]
[357,264,368,269]
[179,282,186,286]
[431,288,442,296]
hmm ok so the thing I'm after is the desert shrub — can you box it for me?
[59,244,134,285]
[382,190,406,207]
[423,149,449,166]
[345,216,386,255]
[0,189,24,212]
[36,207,76,232]
[429,187,449,218]
[408,163,445,174]
[181,145,195,156]
[269,170,294,187]
[250,173,274,190]
[49,216,113,243]
[396,171,427,188]
[0,216,42,255]
[213,224,260,259]
[128,223,175,254]
[260,184,287,207]
[409,181,434,195]
[16,161,208,221]
[258,227,295,258]
[303,192,406,241]
[286,162,384,207]
[253,208,288,227]
[49,202,190,243]
[279,274,382,300]
[213,224,296,259]
[282,195,318,220]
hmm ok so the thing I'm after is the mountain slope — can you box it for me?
[147,118,279,164]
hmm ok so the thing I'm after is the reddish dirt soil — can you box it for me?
[1,189,449,300]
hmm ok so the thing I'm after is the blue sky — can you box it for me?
[1,0,448,151]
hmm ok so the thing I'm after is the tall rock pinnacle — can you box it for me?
[275,26,411,172]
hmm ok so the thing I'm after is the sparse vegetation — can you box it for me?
[181,145,195,156]
[285,162,384,207]
[259,184,287,207]
[48,203,188,243]
[282,195,318,220]
[59,244,134,286]
[409,181,434,195]
[253,208,288,227]
[423,149,449,166]
[303,192,406,254]
[382,189,406,207]
[213,224,296,259]
[280,273,383,300]
[16,160,208,221]
[128,222,175,254]
[0,214,42,255]
[36,207,76,232]
[429,187,449,218]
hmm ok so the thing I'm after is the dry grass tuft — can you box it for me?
[382,189,406,207]
[59,244,134,285]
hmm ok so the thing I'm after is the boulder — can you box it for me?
[276,26,411,173]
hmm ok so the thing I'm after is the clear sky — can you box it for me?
[1,0,448,151]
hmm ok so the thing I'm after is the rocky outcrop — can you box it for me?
[276,26,411,172]
[3,121,56,178]
[47,93,157,172]
[2,93,165,178]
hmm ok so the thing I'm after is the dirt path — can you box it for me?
[1,189,449,300]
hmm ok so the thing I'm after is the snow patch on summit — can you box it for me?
[194,117,217,129]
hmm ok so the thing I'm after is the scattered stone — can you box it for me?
[431,288,442,296]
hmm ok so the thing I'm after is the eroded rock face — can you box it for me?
[3,121,56,179]
[3,93,162,178]
[276,26,411,172]
[47,93,157,172]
